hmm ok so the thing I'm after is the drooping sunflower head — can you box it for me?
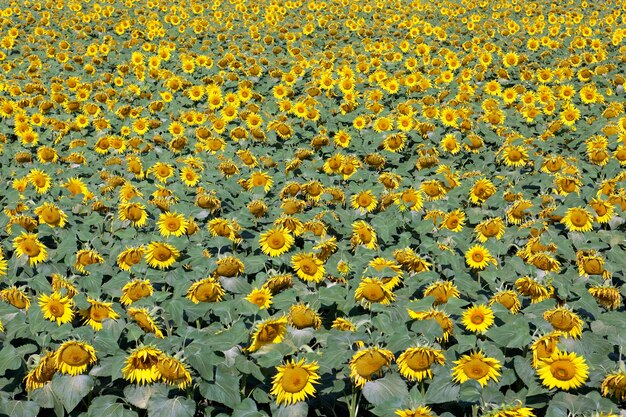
[80,297,119,331]
[117,246,146,272]
[349,347,395,388]
[601,371,626,401]
[355,277,395,308]
[0,286,31,310]
[127,308,164,338]
[121,279,153,305]
[262,274,293,295]
[270,358,321,406]
[74,249,104,274]
[24,351,57,392]
[34,202,67,228]
[530,331,563,368]
[331,317,357,332]
[246,316,288,353]
[288,304,322,330]
[489,290,521,314]
[537,351,588,391]
[407,308,454,342]
[424,281,460,305]
[155,354,192,388]
[186,276,225,304]
[469,178,497,205]
[474,217,506,242]
[397,346,445,382]
[145,241,180,270]
[452,350,501,387]
[515,276,554,303]
[55,341,97,376]
[588,285,622,310]
[543,307,583,338]
[118,202,148,227]
[122,346,163,385]
[395,406,436,417]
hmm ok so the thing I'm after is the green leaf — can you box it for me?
[362,373,409,406]
[51,375,94,414]
[124,384,168,410]
[425,372,460,404]
[487,315,532,348]
[199,364,241,409]
[88,396,138,417]
[0,345,21,375]
[146,396,195,417]
[272,403,308,417]
[232,398,266,417]
[0,400,40,417]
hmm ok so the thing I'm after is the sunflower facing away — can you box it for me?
[24,351,57,392]
[122,346,163,385]
[259,227,294,257]
[288,304,322,330]
[13,232,48,266]
[246,316,288,353]
[55,341,97,376]
[452,350,501,387]
[601,371,626,401]
[397,346,445,382]
[531,332,563,368]
[121,279,154,305]
[1,286,31,310]
[39,292,75,325]
[543,307,583,339]
[186,276,225,303]
[537,351,588,390]
[349,347,395,388]
[145,241,180,269]
[127,308,164,338]
[155,354,192,388]
[270,359,321,405]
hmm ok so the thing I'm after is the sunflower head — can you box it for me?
[246,316,288,352]
[55,341,97,376]
[288,304,322,330]
[462,304,495,333]
[245,287,273,309]
[270,359,321,405]
[452,350,501,387]
[186,276,225,303]
[24,351,57,392]
[537,351,588,391]
[397,346,445,382]
[349,347,395,388]
[122,346,163,385]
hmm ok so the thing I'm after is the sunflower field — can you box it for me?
[1,0,626,416]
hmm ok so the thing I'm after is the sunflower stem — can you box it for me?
[471,403,479,417]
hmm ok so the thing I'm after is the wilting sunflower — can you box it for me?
[55,341,97,376]
[39,292,74,325]
[489,290,521,314]
[117,246,146,271]
[245,287,273,309]
[355,277,395,308]
[121,279,154,305]
[270,358,321,405]
[1,286,31,310]
[515,276,554,303]
[462,304,495,333]
[80,297,120,330]
[74,249,104,274]
[349,347,395,388]
[157,211,189,237]
[291,253,325,283]
[246,316,288,353]
[118,202,148,227]
[424,281,460,305]
[351,190,378,213]
[544,307,583,338]
[24,351,57,392]
[530,332,563,368]
[452,350,501,387]
[186,276,225,303]
[262,274,293,294]
[331,317,357,332]
[407,308,454,342]
[469,179,497,205]
[561,207,594,232]
[576,250,610,278]
[34,202,67,228]
[537,351,588,390]
[214,256,245,277]
[122,346,162,385]
[288,304,322,330]
[588,285,622,310]
[13,232,48,266]
[601,371,626,401]
[397,346,445,382]
[465,245,497,270]
[259,227,294,257]
[145,241,180,269]
[127,308,164,338]
[395,406,436,417]
[474,218,506,242]
[155,354,192,388]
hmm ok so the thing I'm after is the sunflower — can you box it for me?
[515,276,554,303]
[561,207,594,232]
[462,304,495,333]
[601,371,626,401]
[394,248,431,273]
[122,346,162,385]
[465,245,497,270]
[395,406,436,417]
[0,250,6,277]
[246,316,288,353]
[501,145,528,167]
[589,198,615,224]
[117,246,146,271]
[34,202,67,228]
[155,354,192,388]
[0,286,31,310]
[149,162,174,183]
[397,346,445,382]
[367,257,403,289]
[537,351,588,390]
[63,178,92,199]
[487,403,536,417]
[247,171,274,192]
[270,358,321,405]
[127,308,164,338]
[407,308,454,342]
[507,200,533,225]
[424,281,460,305]
[186,276,225,303]
[121,279,153,305]
[74,249,104,274]
[207,218,242,242]
[349,347,395,388]
[13,232,48,266]
[588,285,622,310]
[118,202,148,227]
[288,304,322,330]
[355,278,395,308]
[489,290,521,314]
[544,307,583,338]
[245,287,273,309]
[55,341,97,376]
[351,190,378,213]
[80,297,119,330]
[259,227,294,257]
[262,274,293,294]
[24,351,57,392]
[452,350,501,387]
[531,332,563,368]
[440,134,461,154]
[28,169,52,194]
[291,253,325,283]
[474,218,505,242]
[157,211,189,237]
[38,292,74,325]
[395,188,424,211]
[469,179,497,205]
[331,317,357,332]
[441,209,465,232]
[351,220,378,250]
[145,241,180,270]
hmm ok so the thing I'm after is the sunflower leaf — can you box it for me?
[87,395,138,417]
[146,395,195,417]
[51,374,94,414]
[362,373,409,406]
[199,364,241,409]
[0,400,40,417]
[487,315,531,348]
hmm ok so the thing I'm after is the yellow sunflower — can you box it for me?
[543,307,583,338]
[469,179,497,205]
[24,351,57,392]
[259,227,294,257]
[245,287,273,309]
[452,350,501,387]
[395,406,436,417]
[351,220,378,250]
[331,317,357,332]
[214,256,245,277]
[118,202,148,227]
[157,211,189,237]
[74,249,104,274]
[117,246,146,271]
[0,250,6,277]
[349,347,395,388]
[13,232,48,266]
[246,171,274,192]
[80,297,119,331]
[355,277,395,308]
[351,190,378,213]
[561,207,594,232]
[270,359,321,405]
[127,308,164,338]
[407,308,454,342]
[122,346,162,385]
[55,341,97,376]
[34,202,67,228]
[0,286,31,310]
[121,279,153,305]
[537,351,588,390]
[489,290,521,314]
[531,332,563,368]
[474,218,505,242]
[288,304,322,330]
[262,275,293,294]
[186,276,225,303]
[465,245,497,270]
[588,285,622,310]
[424,281,460,305]
[145,241,180,270]
[291,253,325,283]
[246,316,288,353]
[601,371,626,401]
[28,169,52,194]
[155,354,192,388]
[397,346,445,382]
[588,198,615,224]
[39,292,74,325]
[441,209,465,232]
[515,276,554,303]
[462,304,495,333]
